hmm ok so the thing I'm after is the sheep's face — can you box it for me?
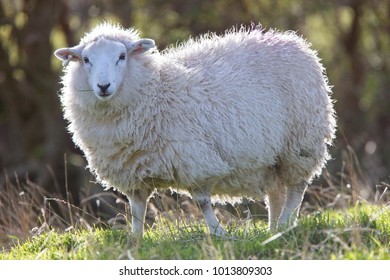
[55,37,156,102]
[81,39,127,101]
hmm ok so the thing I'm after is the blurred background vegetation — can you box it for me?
[0,0,389,246]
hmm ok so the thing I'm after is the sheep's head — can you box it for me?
[54,37,155,101]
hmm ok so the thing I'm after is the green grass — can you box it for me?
[1,203,389,260]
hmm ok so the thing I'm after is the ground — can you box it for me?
[1,203,389,260]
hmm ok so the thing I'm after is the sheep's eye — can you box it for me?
[119,53,126,60]
[83,57,89,63]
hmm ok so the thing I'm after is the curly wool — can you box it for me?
[59,24,336,204]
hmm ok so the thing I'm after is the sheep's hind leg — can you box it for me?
[277,182,308,228]
[193,192,226,236]
[266,186,287,230]
[127,189,150,237]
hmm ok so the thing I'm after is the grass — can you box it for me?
[1,203,389,260]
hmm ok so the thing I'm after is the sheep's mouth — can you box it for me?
[99,92,111,97]
[95,91,114,101]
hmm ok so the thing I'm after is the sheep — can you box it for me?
[54,22,336,237]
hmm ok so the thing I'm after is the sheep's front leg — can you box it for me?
[266,186,287,230]
[193,192,226,236]
[127,189,150,237]
[277,182,308,228]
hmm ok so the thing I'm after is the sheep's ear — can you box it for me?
[54,45,83,66]
[127,39,156,55]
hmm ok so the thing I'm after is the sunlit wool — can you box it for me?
[55,23,336,236]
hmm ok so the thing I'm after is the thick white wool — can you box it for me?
[59,24,336,203]
[80,22,141,46]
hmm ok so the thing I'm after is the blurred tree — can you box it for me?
[0,1,67,184]
[323,0,390,182]
[0,0,90,203]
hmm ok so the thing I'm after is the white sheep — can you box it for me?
[54,22,336,237]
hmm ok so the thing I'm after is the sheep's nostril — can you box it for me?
[97,83,110,94]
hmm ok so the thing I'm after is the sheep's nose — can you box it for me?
[97,83,111,93]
